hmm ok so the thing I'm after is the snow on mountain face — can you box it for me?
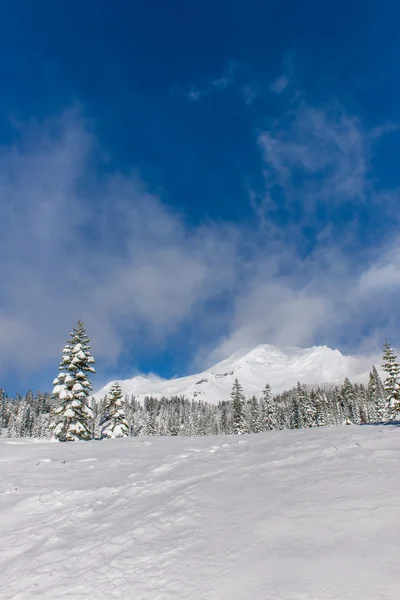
[94,344,373,403]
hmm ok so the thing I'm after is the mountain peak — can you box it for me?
[94,343,373,404]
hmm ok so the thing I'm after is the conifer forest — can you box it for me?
[1,322,399,441]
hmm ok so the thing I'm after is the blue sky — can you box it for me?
[1,0,400,394]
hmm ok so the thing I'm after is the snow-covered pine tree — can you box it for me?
[101,381,129,438]
[231,378,247,434]
[354,384,369,424]
[219,401,232,435]
[143,397,159,436]
[262,383,278,431]
[290,396,300,429]
[183,412,197,436]
[51,320,95,441]
[313,390,327,427]
[250,395,262,433]
[0,388,5,433]
[341,378,360,425]
[367,365,387,422]
[167,409,181,436]
[296,382,315,428]
[382,340,400,420]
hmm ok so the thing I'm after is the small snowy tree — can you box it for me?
[382,341,400,420]
[51,320,95,441]
[231,379,247,434]
[101,382,129,438]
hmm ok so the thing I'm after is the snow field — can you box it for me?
[1,424,400,599]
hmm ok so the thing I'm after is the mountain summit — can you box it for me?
[94,344,374,404]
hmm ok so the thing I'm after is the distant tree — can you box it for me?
[290,396,300,429]
[382,341,400,420]
[250,396,262,433]
[167,410,181,436]
[262,384,278,431]
[231,379,247,434]
[341,378,360,425]
[367,366,387,422]
[296,383,315,428]
[51,320,95,441]
[0,388,5,433]
[314,391,327,427]
[101,382,129,438]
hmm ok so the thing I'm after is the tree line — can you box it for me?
[1,322,399,441]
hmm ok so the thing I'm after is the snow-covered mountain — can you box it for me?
[94,344,376,403]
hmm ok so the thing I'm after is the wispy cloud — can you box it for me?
[0,109,238,376]
[1,97,400,385]
[175,61,237,101]
[197,98,400,369]
[270,75,289,94]
[259,103,369,205]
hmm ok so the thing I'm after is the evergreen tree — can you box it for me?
[313,391,327,427]
[250,396,262,433]
[167,410,181,435]
[382,340,400,420]
[290,396,300,429]
[231,379,247,434]
[296,382,315,428]
[262,383,278,431]
[51,320,95,441]
[0,388,5,432]
[143,397,159,436]
[183,412,197,436]
[101,382,129,438]
[367,366,387,422]
[341,378,359,424]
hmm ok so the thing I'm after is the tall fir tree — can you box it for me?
[51,320,95,441]
[101,382,129,438]
[382,340,400,420]
[231,378,247,434]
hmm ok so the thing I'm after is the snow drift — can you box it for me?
[1,424,399,599]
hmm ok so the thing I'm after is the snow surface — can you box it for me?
[94,343,376,403]
[1,424,400,599]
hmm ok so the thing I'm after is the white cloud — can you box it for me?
[241,84,257,106]
[0,110,238,375]
[258,103,368,205]
[1,100,399,385]
[200,240,400,371]
[197,99,400,370]
[270,75,289,94]
[176,61,237,101]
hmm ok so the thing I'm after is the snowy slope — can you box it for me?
[1,425,400,599]
[94,344,374,403]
